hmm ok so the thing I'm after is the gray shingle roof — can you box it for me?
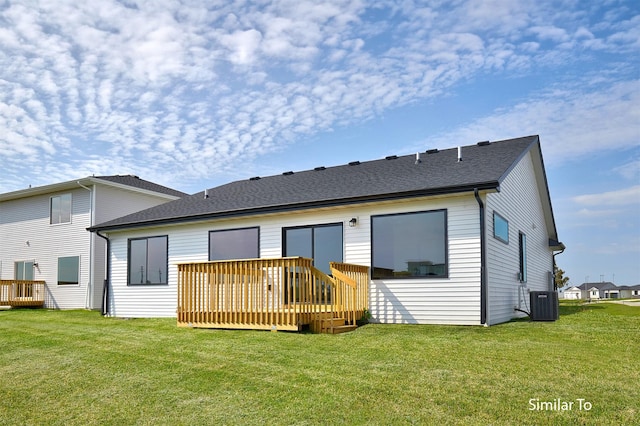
[90,135,540,232]
[94,175,188,198]
[578,282,617,290]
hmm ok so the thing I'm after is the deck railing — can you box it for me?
[0,280,46,307]
[177,257,369,332]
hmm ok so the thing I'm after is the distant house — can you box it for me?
[569,282,618,300]
[90,135,565,327]
[629,285,640,298]
[0,176,185,310]
[563,286,582,300]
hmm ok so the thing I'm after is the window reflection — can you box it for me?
[372,210,447,279]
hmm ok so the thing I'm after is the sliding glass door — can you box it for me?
[283,223,343,304]
[283,223,343,274]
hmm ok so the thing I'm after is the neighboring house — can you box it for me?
[90,135,564,326]
[615,286,635,299]
[576,282,617,300]
[563,286,582,300]
[0,176,186,310]
[629,285,640,298]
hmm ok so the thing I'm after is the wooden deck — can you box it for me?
[0,280,46,307]
[177,257,369,334]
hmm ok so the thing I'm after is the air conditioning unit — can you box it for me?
[530,291,559,321]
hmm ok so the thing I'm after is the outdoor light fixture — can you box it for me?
[349,218,357,227]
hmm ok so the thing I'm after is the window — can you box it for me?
[283,223,343,275]
[209,227,259,261]
[50,193,72,224]
[493,212,509,244]
[128,236,168,285]
[519,232,527,282]
[372,210,447,279]
[58,256,80,285]
[14,261,34,281]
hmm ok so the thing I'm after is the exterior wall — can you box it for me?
[90,184,178,310]
[563,288,581,300]
[0,182,179,310]
[0,188,92,309]
[105,194,483,324]
[485,151,555,325]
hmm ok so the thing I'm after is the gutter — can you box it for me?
[88,181,501,233]
[94,231,111,316]
[474,188,487,325]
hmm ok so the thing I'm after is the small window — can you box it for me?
[372,210,447,279]
[128,236,168,285]
[209,227,260,261]
[493,212,509,244]
[58,256,80,285]
[519,232,527,282]
[50,193,72,224]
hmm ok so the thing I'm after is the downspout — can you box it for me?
[552,246,566,291]
[77,181,94,309]
[474,188,487,325]
[95,231,110,316]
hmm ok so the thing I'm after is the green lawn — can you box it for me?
[1,302,638,425]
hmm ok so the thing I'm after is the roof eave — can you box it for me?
[87,177,183,200]
[88,182,500,233]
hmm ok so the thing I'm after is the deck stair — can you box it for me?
[311,312,358,334]
[177,257,368,334]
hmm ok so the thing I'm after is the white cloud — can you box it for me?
[614,159,640,180]
[410,78,640,164]
[573,185,640,207]
[220,29,263,65]
[0,0,638,194]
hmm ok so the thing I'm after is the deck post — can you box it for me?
[176,258,369,333]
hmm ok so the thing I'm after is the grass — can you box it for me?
[1,302,638,425]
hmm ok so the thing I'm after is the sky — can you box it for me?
[0,1,638,286]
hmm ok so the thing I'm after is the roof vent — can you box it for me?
[385,155,398,160]
[249,176,261,181]
[204,189,209,199]
[349,161,360,166]
[426,149,439,154]
[415,152,421,164]
[477,141,491,146]
[282,171,294,176]
[458,146,462,162]
[314,166,326,171]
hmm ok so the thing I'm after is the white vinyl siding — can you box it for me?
[89,184,181,309]
[0,182,179,310]
[485,150,554,325]
[0,188,91,309]
[105,194,483,324]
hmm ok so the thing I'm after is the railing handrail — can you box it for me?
[177,257,369,331]
[329,268,357,288]
[0,280,46,307]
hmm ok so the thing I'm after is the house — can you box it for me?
[575,282,617,300]
[89,135,564,328]
[562,286,582,300]
[628,285,640,298]
[0,176,186,310]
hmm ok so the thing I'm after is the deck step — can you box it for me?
[311,317,358,334]
[321,317,345,327]
[330,324,357,334]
